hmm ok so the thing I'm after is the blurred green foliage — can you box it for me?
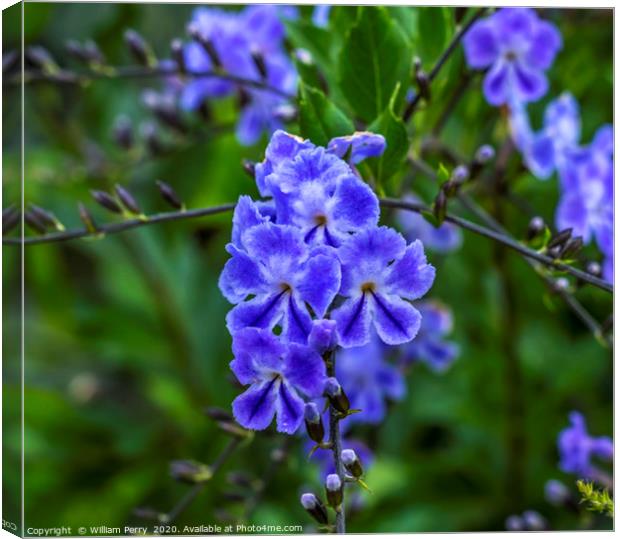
[2,4,612,534]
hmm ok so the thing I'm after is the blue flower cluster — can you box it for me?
[557,411,612,478]
[179,6,297,145]
[219,130,436,434]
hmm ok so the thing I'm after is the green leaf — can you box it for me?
[415,7,454,71]
[298,83,355,146]
[368,84,410,187]
[338,7,412,123]
[284,19,333,75]
[387,7,418,43]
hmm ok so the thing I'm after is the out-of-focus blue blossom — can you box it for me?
[327,132,386,165]
[557,411,613,478]
[463,8,562,107]
[397,194,462,254]
[179,6,297,145]
[230,328,326,434]
[510,93,581,180]
[312,5,332,28]
[219,221,341,343]
[399,301,459,373]
[336,334,405,426]
[331,227,435,348]
[544,479,570,506]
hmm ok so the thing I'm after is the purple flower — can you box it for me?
[557,411,613,478]
[336,335,405,426]
[463,8,562,107]
[555,125,613,247]
[219,221,341,343]
[399,301,459,373]
[179,6,297,145]
[511,93,581,180]
[331,227,435,348]
[396,194,462,253]
[327,132,386,165]
[312,5,332,28]
[230,328,326,434]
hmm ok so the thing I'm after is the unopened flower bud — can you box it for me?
[300,493,328,525]
[25,46,58,73]
[170,39,185,72]
[475,144,495,164]
[169,460,212,484]
[526,216,545,240]
[2,205,20,234]
[29,204,61,230]
[325,474,343,508]
[271,447,287,463]
[156,180,183,210]
[24,210,47,234]
[113,115,133,150]
[341,449,363,478]
[124,29,156,67]
[412,56,422,73]
[273,104,298,123]
[114,184,140,214]
[78,202,98,233]
[505,515,524,531]
[547,228,572,250]
[451,165,469,184]
[560,237,583,259]
[433,189,447,224]
[324,377,349,414]
[586,261,602,277]
[242,159,256,178]
[83,40,105,65]
[415,70,430,101]
[187,23,221,69]
[3,50,18,73]
[65,40,88,62]
[90,190,122,214]
[544,479,570,506]
[304,402,324,443]
[554,277,570,293]
[295,48,314,65]
[141,122,165,156]
[522,510,546,531]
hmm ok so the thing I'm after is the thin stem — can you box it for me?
[379,197,613,294]
[164,437,241,525]
[3,203,236,245]
[7,65,295,100]
[327,350,346,534]
[403,7,487,122]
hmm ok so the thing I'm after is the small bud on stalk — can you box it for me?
[300,493,328,525]
[304,402,324,444]
[170,39,186,73]
[169,460,212,484]
[78,203,98,233]
[3,50,19,74]
[325,474,343,508]
[526,216,545,241]
[341,449,363,478]
[29,204,63,231]
[547,228,572,250]
[522,510,546,531]
[143,90,187,134]
[560,237,583,259]
[227,471,254,490]
[553,277,570,293]
[113,115,134,150]
[25,46,58,74]
[324,377,350,414]
[188,23,221,68]
[24,210,47,234]
[451,165,469,184]
[114,184,141,215]
[586,261,602,278]
[141,122,165,156]
[544,479,570,506]
[3,206,20,234]
[83,40,106,66]
[204,406,233,422]
[474,144,495,164]
[124,29,157,67]
[156,180,183,210]
[415,70,431,102]
[242,159,256,178]
[433,189,447,225]
[90,190,122,214]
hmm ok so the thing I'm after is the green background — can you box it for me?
[2,4,613,534]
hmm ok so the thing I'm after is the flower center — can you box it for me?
[314,214,328,226]
[360,282,376,294]
[504,50,517,62]
[280,282,292,293]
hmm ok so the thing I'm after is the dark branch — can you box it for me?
[403,7,487,122]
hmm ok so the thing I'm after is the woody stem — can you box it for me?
[327,350,346,534]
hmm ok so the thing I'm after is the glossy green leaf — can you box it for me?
[338,7,412,123]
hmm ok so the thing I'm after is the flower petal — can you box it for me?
[230,327,286,384]
[377,364,406,400]
[384,240,436,300]
[297,254,341,318]
[463,19,498,68]
[236,104,265,147]
[282,295,313,344]
[483,61,509,106]
[526,20,562,70]
[218,245,270,303]
[332,295,372,348]
[371,293,421,345]
[282,343,327,397]
[327,132,386,164]
[524,133,556,180]
[512,62,548,104]
[232,195,270,248]
[275,381,305,434]
[555,193,591,243]
[307,319,338,353]
[332,175,380,231]
[241,222,307,264]
[232,379,279,431]
[226,292,286,334]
